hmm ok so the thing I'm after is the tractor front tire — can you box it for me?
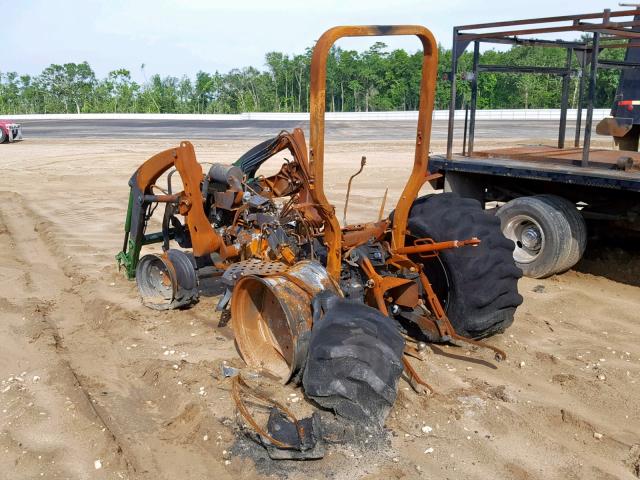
[404,193,523,339]
[303,296,405,429]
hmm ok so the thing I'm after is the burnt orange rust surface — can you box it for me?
[131,128,316,268]
[134,142,225,257]
[256,128,324,227]
[395,238,480,256]
[135,145,181,191]
[308,25,439,280]
[474,145,640,167]
[130,27,505,380]
[173,142,226,257]
[342,221,389,249]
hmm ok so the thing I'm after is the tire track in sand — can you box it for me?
[0,192,135,479]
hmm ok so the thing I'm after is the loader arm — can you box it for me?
[117,141,224,278]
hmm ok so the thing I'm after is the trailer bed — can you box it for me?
[429,146,640,192]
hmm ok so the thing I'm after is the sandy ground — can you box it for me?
[0,136,639,480]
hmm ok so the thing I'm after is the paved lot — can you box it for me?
[17,119,574,142]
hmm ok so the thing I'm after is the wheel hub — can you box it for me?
[521,226,542,251]
[502,214,545,264]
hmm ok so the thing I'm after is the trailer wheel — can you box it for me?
[535,195,586,273]
[403,193,523,339]
[303,295,405,429]
[497,196,573,278]
[0,129,6,144]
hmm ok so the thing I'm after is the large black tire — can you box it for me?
[303,295,404,429]
[497,196,574,279]
[535,195,587,273]
[0,129,6,144]
[404,193,523,339]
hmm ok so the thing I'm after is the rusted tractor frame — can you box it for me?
[307,25,438,279]
[305,25,505,359]
[117,132,311,279]
[117,142,226,279]
[118,25,507,391]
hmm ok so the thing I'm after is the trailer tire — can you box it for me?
[303,295,405,429]
[497,196,573,278]
[403,193,523,339]
[0,129,6,144]
[535,195,586,273]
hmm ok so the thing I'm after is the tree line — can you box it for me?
[0,41,625,115]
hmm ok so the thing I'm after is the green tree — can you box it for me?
[0,40,628,115]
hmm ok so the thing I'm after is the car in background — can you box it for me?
[0,120,23,143]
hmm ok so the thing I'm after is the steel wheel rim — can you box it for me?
[136,254,176,308]
[503,214,544,264]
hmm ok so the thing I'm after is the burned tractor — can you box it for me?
[117,26,522,430]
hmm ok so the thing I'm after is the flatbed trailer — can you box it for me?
[430,147,640,195]
[432,8,640,278]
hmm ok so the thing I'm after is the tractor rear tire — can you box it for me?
[303,295,404,430]
[404,193,523,339]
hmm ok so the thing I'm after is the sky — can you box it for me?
[1,0,632,82]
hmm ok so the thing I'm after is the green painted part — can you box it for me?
[124,188,133,233]
[143,231,165,245]
[116,189,138,279]
[116,238,141,280]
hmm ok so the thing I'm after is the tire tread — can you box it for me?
[406,193,523,338]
